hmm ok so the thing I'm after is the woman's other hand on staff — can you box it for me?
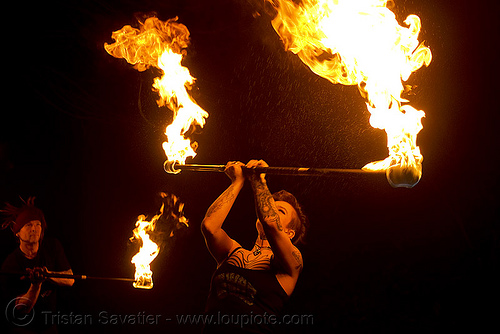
[225,161,245,185]
[246,159,268,184]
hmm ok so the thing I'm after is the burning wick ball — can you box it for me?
[164,160,181,174]
[134,273,153,290]
[385,163,422,188]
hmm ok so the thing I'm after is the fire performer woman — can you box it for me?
[201,160,308,333]
[1,197,74,333]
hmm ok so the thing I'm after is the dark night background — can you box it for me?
[1,0,498,332]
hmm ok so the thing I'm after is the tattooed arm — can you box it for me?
[201,161,245,265]
[247,160,303,294]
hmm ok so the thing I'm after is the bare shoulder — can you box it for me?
[216,240,243,266]
[273,245,303,275]
[275,247,303,296]
[290,245,304,272]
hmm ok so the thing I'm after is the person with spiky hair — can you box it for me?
[1,197,74,333]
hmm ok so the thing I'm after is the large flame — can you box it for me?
[268,0,432,181]
[105,16,208,165]
[130,193,189,289]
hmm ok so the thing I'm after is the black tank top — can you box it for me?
[203,247,289,333]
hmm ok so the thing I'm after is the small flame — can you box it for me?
[268,0,432,178]
[105,16,208,166]
[129,193,189,289]
[130,213,162,289]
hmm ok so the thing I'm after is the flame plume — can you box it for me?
[267,0,432,185]
[130,214,160,289]
[105,16,208,165]
[130,193,189,289]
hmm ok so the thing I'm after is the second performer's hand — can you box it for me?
[26,267,47,285]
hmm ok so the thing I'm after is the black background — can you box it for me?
[1,0,498,332]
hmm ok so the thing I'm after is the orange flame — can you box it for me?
[130,213,161,289]
[105,17,208,165]
[268,0,432,177]
[130,193,189,289]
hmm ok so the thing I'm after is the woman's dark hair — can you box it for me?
[272,190,308,245]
